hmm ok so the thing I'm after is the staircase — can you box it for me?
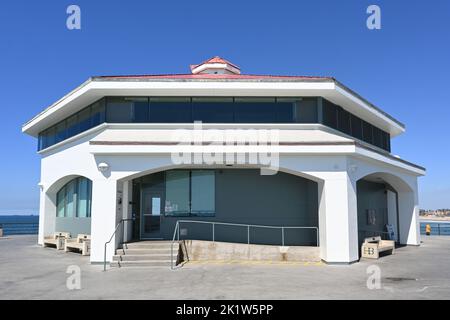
[111,241,179,268]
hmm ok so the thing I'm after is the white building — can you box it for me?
[22,56,425,265]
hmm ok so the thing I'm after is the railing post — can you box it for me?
[212,223,215,242]
[177,223,180,241]
[282,227,285,247]
[316,228,319,247]
[171,240,174,270]
[247,226,250,245]
[103,243,107,271]
[438,224,441,236]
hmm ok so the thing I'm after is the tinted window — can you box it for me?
[373,127,383,148]
[385,134,391,152]
[276,102,295,123]
[191,170,215,216]
[55,121,67,143]
[323,100,337,128]
[66,114,79,137]
[337,107,351,135]
[296,98,318,123]
[351,115,363,140]
[192,98,234,123]
[46,127,56,147]
[149,98,192,123]
[56,177,92,218]
[165,170,216,217]
[78,107,91,132]
[131,97,149,123]
[106,97,133,123]
[37,96,392,152]
[165,170,190,216]
[234,98,277,123]
[91,99,106,126]
[362,120,373,144]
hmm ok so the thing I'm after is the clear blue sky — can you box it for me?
[0,0,449,214]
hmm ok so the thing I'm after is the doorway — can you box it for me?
[140,189,163,239]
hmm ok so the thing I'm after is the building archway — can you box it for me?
[356,171,419,250]
[120,167,320,246]
[39,175,93,244]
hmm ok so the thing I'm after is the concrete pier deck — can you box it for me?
[1,235,450,299]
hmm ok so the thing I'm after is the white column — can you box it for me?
[398,180,420,245]
[122,180,133,243]
[387,190,399,242]
[90,178,118,263]
[318,172,359,263]
[38,187,56,245]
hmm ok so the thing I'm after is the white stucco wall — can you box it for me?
[37,127,423,264]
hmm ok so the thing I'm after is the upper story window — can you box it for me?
[37,96,391,152]
[38,99,105,150]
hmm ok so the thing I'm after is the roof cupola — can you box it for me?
[190,56,241,75]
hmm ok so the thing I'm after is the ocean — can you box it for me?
[420,220,450,236]
[0,215,39,236]
[0,216,448,237]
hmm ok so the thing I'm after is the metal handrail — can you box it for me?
[103,218,133,271]
[171,220,319,269]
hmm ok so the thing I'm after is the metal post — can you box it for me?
[212,223,215,242]
[438,224,441,236]
[247,226,250,245]
[171,242,173,270]
[177,223,180,241]
[282,227,285,247]
[103,244,107,271]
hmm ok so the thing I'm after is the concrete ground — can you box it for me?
[1,235,450,300]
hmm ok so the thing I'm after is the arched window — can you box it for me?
[56,177,92,218]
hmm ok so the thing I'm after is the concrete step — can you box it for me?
[113,254,172,262]
[110,260,172,268]
[117,248,176,255]
[111,241,181,268]
[123,242,178,250]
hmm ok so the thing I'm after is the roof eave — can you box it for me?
[22,77,405,138]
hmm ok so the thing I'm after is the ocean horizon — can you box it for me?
[0,215,39,235]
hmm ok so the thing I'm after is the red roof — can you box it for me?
[95,56,332,80]
[96,73,331,81]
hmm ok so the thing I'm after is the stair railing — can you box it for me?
[170,220,319,270]
[103,218,134,271]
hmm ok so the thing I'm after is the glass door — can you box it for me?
[140,189,162,239]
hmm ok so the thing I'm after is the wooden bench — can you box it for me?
[43,232,71,250]
[64,234,91,256]
[361,236,395,259]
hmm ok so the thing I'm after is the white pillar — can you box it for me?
[387,190,399,242]
[398,180,420,245]
[122,180,133,243]
[318,172,359,263]
[38,187,56,245]
[90,178,118,263]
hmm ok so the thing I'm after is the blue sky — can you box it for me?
[0,0,449,214]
